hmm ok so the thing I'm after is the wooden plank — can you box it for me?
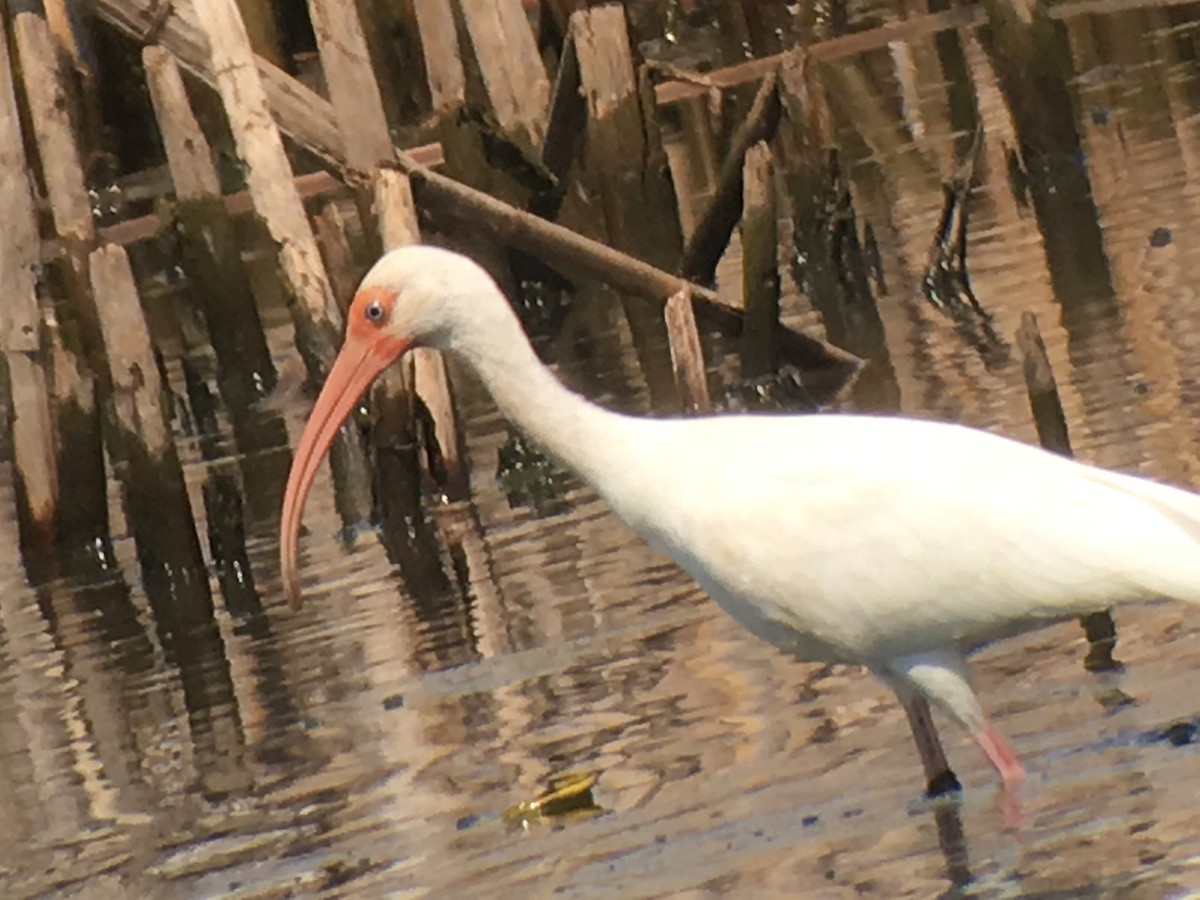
[412,0,466,112]
[193,0,339,329]
[0,15,57,538]
[13,11,94,242]
[664,288,711,413]
[143,46,221,200]
[89,244,171,459]
[739,141,779,379]
[570,3,679,405]
[457,0,550,150]
[306,0,393,174]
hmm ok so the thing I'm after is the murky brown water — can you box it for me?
[5,4,1200,898]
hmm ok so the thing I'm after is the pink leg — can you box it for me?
[973,724,1026,828]
[973,724,1025,786]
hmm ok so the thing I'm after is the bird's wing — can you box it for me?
[680,416,1200,656]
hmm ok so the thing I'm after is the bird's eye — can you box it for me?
[364,300,386,324]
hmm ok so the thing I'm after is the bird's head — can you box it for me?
[279,245,490,609]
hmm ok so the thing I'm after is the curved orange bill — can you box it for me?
[280,331,411,610]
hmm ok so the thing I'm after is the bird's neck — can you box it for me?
[445,297,653,493]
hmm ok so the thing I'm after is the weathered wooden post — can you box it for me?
[143,44,290,529]
[0,17,57,574]
[1017,312,1120,673]
[89,244,212,618]
[569,3,682,407]
[194,0,373,529]
[11,8,113,577]
[143,46,276,411]
[664,288,711,413]
[679,71,780,285]
[739,140,780,380]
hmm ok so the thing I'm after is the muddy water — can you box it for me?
[5,6,1200,900]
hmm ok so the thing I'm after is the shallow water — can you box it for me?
[5,3,1200,898]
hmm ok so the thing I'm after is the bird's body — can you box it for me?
[281,245,1200,806]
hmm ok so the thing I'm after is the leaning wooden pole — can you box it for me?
[12,8,113,577]
[0,16,57,571]
[90,244,214,626]
[194,0,373,528]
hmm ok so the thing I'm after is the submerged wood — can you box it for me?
[90,244,213,618]
[1017,312,1120,673]
[739,141,780,380]
[0,17,57,560]
[391,153,859,394]
[679,71,781,285]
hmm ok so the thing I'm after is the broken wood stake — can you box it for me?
[665,288,712,413]
[90,244,214,623]
[739,140,780,379]
[679,70,782,284]
[196,0,374,529]
[0,17,57,568]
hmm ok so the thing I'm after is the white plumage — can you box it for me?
[281,245,1200,807]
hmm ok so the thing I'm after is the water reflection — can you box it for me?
[5,2,1200,897]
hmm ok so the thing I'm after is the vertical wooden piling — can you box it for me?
[12,11,94,246]
[0,17,57,568]
[143,45,290,527]
[679,71,781,285]
[739,140,780,379]
[1017,312,1120,672]
[194,0,374,528]
[665,288,711,413]
[571,3,681,408]
[314,202,363,313]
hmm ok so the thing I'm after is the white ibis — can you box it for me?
[281,245,1200,808]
